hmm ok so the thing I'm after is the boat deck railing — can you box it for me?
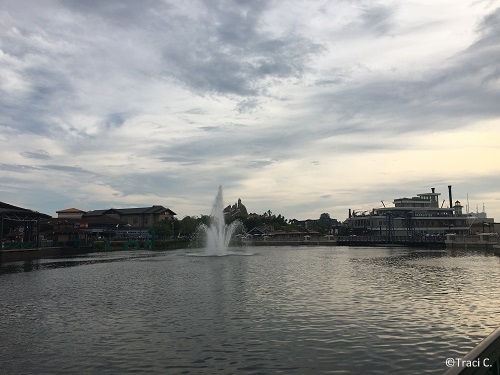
[337,235,446,243]
[446,234,500,244]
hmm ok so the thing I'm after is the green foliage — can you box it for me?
[242,217,263,231]
[173,209,339,237]
[175,214,212,238]
[338,225,352,236]
[93,241,105,251]
[319,213,331,221]
[154,217,179,239]
[179,216,199,236]
[240,211,290,231]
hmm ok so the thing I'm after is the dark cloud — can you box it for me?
[0,164,40,173]
[158,155,203,166]
[0,163,95,176]
[57,0,163,28]
[158,1,324,96]
[198,126,221,132]
[184,108,206,115]
[43,164,95,175]
[359,5,394,35]
[20,150,51,160]
[247,159,277,169]
[102,113,128,129]
[235,98,261,113]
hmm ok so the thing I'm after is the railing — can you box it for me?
[337,235,446,243]
[446,234,500,244]
[1,241,40,250]
[444,327,500,375]
[250,236,334,242]
[0,240,82,250]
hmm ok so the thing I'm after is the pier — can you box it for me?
[247,235,447,248]
[445,233,500,253]
[337,235,446,248]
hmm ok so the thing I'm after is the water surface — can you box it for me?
[1,246,498,374]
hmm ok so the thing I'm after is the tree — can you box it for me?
[179,216,200,237]
[319,213,331,222]
[314,213,330,234]
[154,217,179,239]
[242,216,263,231]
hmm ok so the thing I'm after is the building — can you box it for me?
[82,206,176,238]
[56,208,86,219]
[344,187,491,237]
[83,206,175,226]
[1,201,51,246]
[50,205,177,240]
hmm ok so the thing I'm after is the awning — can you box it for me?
[0,201,51,221]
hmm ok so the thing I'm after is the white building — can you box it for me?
[345,187,479,237]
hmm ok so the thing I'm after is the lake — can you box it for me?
[0,246,498,374]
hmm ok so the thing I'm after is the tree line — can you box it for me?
[154,210,342,239]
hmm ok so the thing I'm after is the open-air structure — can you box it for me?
[0,201,51,249]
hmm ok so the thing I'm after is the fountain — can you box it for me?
[194,186,246,256]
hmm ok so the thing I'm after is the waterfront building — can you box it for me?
[49,205,177,240]
[344,187,492,237]
[82,206,176,238]
[83,206,176,227]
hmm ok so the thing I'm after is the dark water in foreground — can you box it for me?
[0,246,499,374]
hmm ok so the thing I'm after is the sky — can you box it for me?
[1,0,500,221]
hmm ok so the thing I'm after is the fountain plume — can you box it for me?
[197,186,245,256]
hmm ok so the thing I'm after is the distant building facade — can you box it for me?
[56,208,86,219]
[83,206,176,228]
[50,205,176,240]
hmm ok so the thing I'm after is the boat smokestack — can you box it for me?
[349,209,352,218]
[431,187,435,193]
[448,185,453,209]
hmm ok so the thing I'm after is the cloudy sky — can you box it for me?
[1,0,499,221]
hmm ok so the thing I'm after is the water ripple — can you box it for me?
[0,246,498,374]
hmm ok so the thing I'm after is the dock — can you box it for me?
[445,233,500,253]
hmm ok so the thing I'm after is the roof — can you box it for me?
[44,216,126,225]
[0,201,51,221]
[56,208,87,213]
[83,205,176,217]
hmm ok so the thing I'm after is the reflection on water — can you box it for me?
[0,246,498,374]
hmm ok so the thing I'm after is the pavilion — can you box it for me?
[0,201,51,249]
